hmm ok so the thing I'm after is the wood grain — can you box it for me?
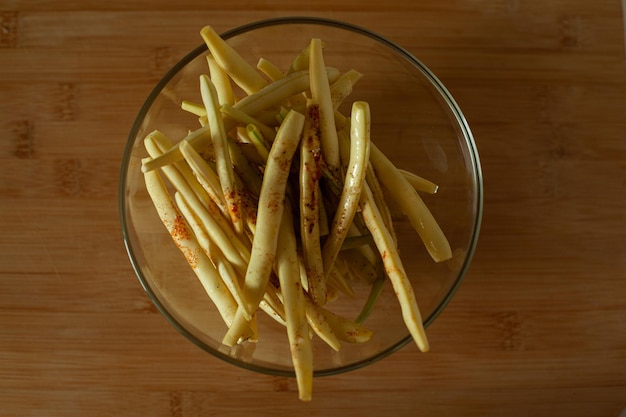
[1,1,625,416]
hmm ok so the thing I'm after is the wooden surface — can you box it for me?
[1,1,625,416]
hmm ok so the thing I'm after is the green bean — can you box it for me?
[143,165,240,328]
[201,25,268,95]
[299,100,327,305]
[322,101,371,276]
[370,143,452,262]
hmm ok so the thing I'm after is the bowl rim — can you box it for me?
[118,15,483,378]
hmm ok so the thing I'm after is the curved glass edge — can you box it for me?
[118,16,484,379]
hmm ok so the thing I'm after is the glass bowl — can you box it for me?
[119,16,482,377]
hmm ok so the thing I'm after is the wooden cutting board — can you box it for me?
[1,1,625,416]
